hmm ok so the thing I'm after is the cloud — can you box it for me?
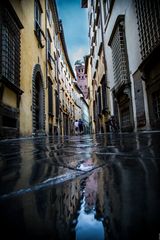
[69,47,89,69]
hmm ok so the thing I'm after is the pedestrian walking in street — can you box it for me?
[74,120,79,135]
[78,119,84,134]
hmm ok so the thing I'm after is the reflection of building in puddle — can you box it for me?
[105,151,160,240]
[51,178,81,239]
[0,140,21,195]
[75,170,105,240]
[2,176,82,239]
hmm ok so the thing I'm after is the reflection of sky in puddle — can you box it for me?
[75,170,104,240]
[77,158,94,171]
[76,196,104,240]
[78,164,93,171]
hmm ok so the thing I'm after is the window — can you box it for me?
[35,0,41,23]
[47,30,54,67]
[46,0,51,25]
[1,7,21,87]
[34,0,44,47]
[103,0,114,20]
[103,0,107,19]
[47,31,51,54]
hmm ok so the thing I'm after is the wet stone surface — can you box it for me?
[0,132,160,240]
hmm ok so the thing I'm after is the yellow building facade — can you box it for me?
[0,0,80,138]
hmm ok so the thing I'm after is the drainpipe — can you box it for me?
[45,0,48,90]
[44,0,49,136]
[55,41,59,135]
[56,22,61,136]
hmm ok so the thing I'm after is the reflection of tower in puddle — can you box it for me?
[84,171,98,212]
[75,170,105,240]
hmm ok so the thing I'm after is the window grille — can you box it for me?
[1,8,20,87]
[110,20,129,85]
[135,0,160,60]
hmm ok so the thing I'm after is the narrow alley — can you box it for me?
[0,132,160,239]
[0,0,160,239]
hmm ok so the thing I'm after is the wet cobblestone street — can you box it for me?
[0,132,160,240]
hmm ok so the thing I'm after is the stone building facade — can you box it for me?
[82,0,160,132]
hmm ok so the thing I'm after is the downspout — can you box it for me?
[56,23,60,136]
[45,0,48,135]
[54,15,61,136]
[45,0,48,89]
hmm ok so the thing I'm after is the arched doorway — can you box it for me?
[32,64,45,134]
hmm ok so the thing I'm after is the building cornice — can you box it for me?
[50,0,60,34]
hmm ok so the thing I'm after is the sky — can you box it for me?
[56,0,89,69]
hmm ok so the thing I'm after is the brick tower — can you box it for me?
[75,60,88,99]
